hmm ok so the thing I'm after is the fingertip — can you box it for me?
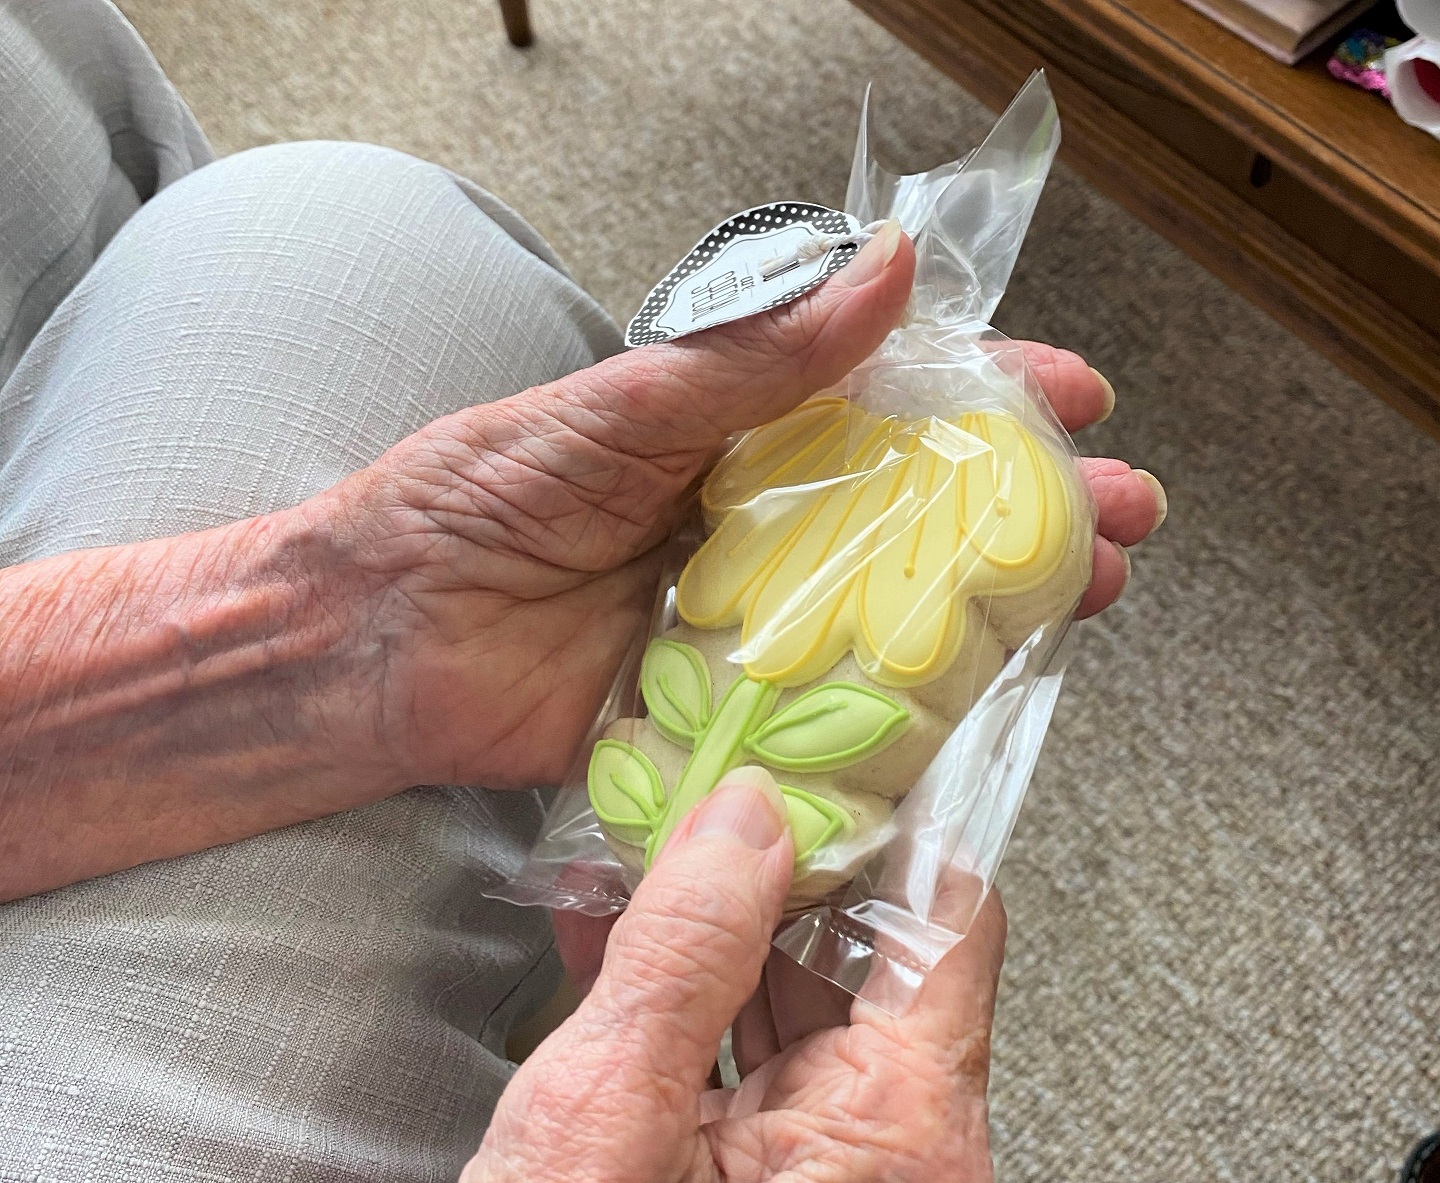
[668,767,789,855]
[643,770,796,931]
[1091,367,1116,423]
[1083,458,1166,546]
[862,223,916,313]
[976,887,1007,944]
[549,908,619,996]
[959,888,1008,988]
[833,219,906,291]
[1134,469,1168,533]
[667,775,797,909]
[796,227,915,391]
[1075,537,1131,619]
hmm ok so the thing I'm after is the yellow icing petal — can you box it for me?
[855,435,967,684]
[956,414,1068,577]
[675,481,818,628]
[677,400,1079,690]
[701,396,850,524]
[739,465,894,685]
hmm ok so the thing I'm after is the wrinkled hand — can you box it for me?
[464,765,1006,1183]
[325,224,1162,792]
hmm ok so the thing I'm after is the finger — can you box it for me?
[1075,537,1130,619]
[766,949,852,1051]
[731,975,781,1077]
[869,886,1008,1064]
[582,766,793,1088]
[471,768,794,1180]
[703,893,1004,1182]
[732,948,855,1077]
[1081,457,1167,546]
[549,908,619,996]
[1019,342,1114,432]
[855,888,1008,1067]
[533,222,916,462]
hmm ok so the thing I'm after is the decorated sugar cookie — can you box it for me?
[589,395,1092,907]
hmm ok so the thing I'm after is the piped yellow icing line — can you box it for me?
[701,397,851,526]
[676,401,1077,689]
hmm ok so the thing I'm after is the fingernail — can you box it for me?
[1133,469,1167,534]
[685,767,786,850]
[1119,542,1132,583]
[838,219,903,289]
[1090,367,1116,423]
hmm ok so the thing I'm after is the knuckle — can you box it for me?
[595,866,768,1002]
[570,351,730,457]
[616,896,757,985]
[949,1029,993,1085]
[989,893,1008,941]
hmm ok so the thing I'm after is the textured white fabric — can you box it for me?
[0,3,623,1178]
[0,0,212,381]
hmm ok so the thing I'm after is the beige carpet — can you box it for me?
[116,1,1440,1178]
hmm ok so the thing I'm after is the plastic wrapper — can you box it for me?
[491,73,1097,1013]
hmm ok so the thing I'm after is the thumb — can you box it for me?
[585,765,794,1090]
[531,220,913,459]
[469,768,793,1182]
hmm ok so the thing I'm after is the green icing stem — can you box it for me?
[645,674,779,868]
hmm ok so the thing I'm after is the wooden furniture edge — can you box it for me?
[499,0,532,47]
[1013,0,1440,268]
[851,0,1440,440]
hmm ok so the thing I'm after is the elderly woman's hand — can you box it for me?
[463,765,1006,1183]
[326,223,1159,793]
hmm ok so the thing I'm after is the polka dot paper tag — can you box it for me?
[624,202,868,348]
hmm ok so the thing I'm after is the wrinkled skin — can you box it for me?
[467,771,1006,1183]
[331,225,1157,797]
[1,225,1157,1172]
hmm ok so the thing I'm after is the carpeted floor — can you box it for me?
[116,1,1440,1178]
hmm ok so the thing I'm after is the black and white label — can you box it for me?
[625,202,867,348]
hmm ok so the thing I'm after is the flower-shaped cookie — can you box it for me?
[590,396,1090,905]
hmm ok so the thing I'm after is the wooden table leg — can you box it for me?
[499,0,532,47]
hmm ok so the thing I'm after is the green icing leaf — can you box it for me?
[588,739,665,846]
[640,639,712,746]
[746,682,910,773]
[779,786,851,862]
